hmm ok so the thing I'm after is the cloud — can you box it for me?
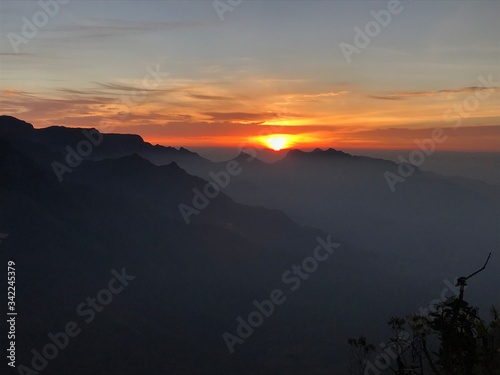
[55,87,107,96]
[0,53,36,57]
[94,82,177,93]
[47,18,209,41]
[368,95,403,101]
[202,112,278,122]
[186,93,232,101]
[369,86,498,100]
[358,124,500,138]
[288,91,349,102]
[351,125,500,151]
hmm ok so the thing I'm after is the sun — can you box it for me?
[260,134,294,151]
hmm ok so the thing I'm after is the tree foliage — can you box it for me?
[349,297,500,375]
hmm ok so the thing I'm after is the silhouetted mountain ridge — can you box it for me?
[1,115,499,374]
[0,115,35,139]
[0,116,209,170]
[286,148,353,160]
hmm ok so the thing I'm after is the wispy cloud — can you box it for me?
[186,92,232,101]
[47,18,210,41]
[202,112,278,122]
[0,53,36,57]
[288,91,349,102]
[368,95,403,101]
[353,125,500,151]
[369,86,498,100]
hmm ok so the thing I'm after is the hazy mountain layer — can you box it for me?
[1,116,498,374]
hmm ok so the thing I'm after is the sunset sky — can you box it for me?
[0,0,499,151]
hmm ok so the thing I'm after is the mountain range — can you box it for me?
[1,115,498,374]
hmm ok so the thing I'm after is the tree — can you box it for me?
[348,336,375,374]
[348,298,500,375]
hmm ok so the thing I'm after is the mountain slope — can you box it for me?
[1,116,498,373]
[0,120,411,374]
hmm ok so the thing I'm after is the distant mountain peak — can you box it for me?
[235,151,252,159]
[174,146,204,158]
[167,160,181,168]
[118,152,147,162]
[313,148,351,157]
[286,148,352,159]
[233,151,265,165]
[178,147,195,154]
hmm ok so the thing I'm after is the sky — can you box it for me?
[0,0,499,152]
